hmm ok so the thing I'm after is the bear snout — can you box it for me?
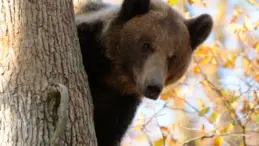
[144,84,162,100]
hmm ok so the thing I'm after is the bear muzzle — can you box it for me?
[144,83,162,100]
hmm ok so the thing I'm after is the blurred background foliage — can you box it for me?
[74,0,259,145]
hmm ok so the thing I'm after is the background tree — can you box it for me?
[0,0,97,145]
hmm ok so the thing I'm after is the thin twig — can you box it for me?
[182,131,253,146]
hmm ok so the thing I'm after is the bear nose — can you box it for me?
[145,84,162,99]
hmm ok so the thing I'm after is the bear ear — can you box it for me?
[118,0,150,21]
[185,14,213,50]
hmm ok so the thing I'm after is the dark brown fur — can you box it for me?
[76,0,213,145]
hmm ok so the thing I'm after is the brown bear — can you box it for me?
[75,0,213,146]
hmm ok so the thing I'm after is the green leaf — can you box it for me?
[198,107,210,116]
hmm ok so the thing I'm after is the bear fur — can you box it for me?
[75,0,213,146]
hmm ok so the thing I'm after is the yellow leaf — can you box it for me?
[242,57,252,75]
[254,21,259,29]
[231,100,238,109]
[226,123,234,132]
[154,138,164,146]
[201,56,212,65]
[231,112,236,118]
[213,137,223,146]
[224,56,237,69]
[247,0,259,8]
[162,87,174,96]
[133,113,145,132]
[230,95,239,108]
[230,95,239,103]
[219,128,227,134]
[166,137,180,146]
[224,61,234,68]
[168,124,176,131]
[168,0,179,6]
[253,42,259,53]
[251,114,259,124]
[238,32,249,45]
[174,87,182,97]
[230,9,242,24]
[185,12,191,19]
[209,112,219,123]
[198,107,210,116]
[227,9,243,33]
[201,80,210,89]
[160,127,170,138]
[135,133,147,142]
[226,23,243,34]
[249,102,255,109]
[186,0,195,5]
[187,0,207,7]
[197,98,205,109]
[195,45,210,57]
[193,65,200,74]
[244,16,253,31]
[240,99,249,114]
[254,74,259,83]
[220,90,229,97]
[160,95,170,100]
[219,123,234,134]
[211,58,217,64]
[173,97,185,108]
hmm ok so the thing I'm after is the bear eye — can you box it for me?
[171,55,177,61]
[142,42,154,54]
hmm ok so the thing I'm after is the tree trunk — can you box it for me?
[0,0,97,146]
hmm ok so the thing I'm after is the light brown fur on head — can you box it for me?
[100,0,213,99]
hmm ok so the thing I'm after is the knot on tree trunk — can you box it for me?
[47,83,69,146]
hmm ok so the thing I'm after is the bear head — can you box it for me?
[103,0,213,100]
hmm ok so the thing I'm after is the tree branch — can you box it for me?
[182,131,252,146]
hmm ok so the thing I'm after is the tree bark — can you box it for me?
[0,0,97,146]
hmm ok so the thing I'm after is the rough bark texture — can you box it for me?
[0,0,97,146]
[74,0,102,6]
